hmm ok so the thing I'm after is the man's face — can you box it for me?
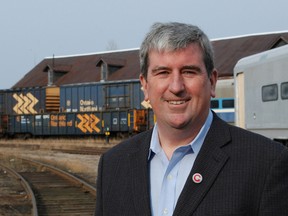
[140,43,217,130]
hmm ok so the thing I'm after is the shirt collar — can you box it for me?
[148,110,213,160]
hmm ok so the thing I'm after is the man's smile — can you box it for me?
[167,100,188,105]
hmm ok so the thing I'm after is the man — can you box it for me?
[95,22,288,216]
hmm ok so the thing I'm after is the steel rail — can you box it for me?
[20,157,96,196]
[0,163,38,216]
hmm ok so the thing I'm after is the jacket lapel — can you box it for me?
[173,115,231,216]
[129,130,153,215]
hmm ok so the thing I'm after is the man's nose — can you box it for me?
[168,72,185,94]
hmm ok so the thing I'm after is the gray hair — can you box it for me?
[139,22,215,79]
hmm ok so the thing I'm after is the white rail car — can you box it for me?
[234,45,288,145]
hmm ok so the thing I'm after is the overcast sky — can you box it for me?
[1,0,288,89]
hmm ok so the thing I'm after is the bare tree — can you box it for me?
[106,40,118,51]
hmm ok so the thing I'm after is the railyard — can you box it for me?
[0,137,118,215]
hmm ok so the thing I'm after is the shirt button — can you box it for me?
[167,174,173,180]
[163,208,168,215]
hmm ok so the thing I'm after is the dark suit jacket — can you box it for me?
[95,114,288,216]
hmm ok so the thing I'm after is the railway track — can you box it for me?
[0,163,36,216]
[0,137,119,155]
[0,157,96,215]
[52,146,111,155]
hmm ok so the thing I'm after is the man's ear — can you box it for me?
[210,69,218,98]
[140,74,149,101]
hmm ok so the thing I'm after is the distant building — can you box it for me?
[12,31,288,89]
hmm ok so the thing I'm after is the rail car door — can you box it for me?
[235,72,245,129]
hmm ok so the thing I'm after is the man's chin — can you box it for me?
[168,120,189,130]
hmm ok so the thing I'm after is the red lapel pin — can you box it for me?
[192,173,203,184]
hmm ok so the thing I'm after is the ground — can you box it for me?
[0,138,118,185]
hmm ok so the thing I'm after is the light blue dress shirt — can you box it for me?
[148,110,213,216]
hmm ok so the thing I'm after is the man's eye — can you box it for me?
[157,71,169,75]
[183,70,195,75]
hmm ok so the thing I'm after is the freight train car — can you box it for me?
[0,79,153,138]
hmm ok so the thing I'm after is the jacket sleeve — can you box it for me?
[259,147,288,215]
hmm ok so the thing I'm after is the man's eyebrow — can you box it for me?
[151,66,170,73]
[151,65,202,73]
[181,65,202,72]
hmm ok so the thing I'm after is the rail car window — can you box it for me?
[210,98,234,109]
[106,85,130,109]
[262,84,278,102]
[222,99,234,108]
[281,82,288,100]
[210,100,219,109]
